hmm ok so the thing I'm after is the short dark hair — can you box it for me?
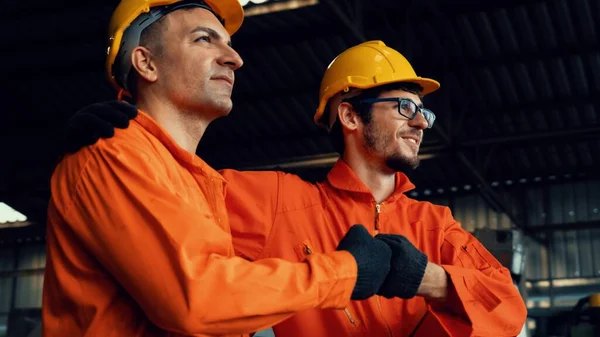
[126,7,196,101]
[328,82,424,155]
[125,15,168,101]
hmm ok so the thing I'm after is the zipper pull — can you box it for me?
[344,308,356,325]
[304,244,312,255]
[374,203,382,233]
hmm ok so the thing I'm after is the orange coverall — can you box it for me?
[223,160,528,337]
[42,111,358,337]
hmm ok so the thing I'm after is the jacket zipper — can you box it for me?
[343,308,356,324]
[376,297,393,337]
[303,242,357,326]
[374,203,381,235]
[374,203,392,336]
[408,312,429,337]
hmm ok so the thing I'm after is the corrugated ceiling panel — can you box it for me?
[456,15,482,59]
[531,2,558,49]
[503,148,521,178]
[530,146,549,173]
[496,65,520,105]
[448,0,600,150]
[513,5,538,52]
[512,63,537,102]
[544,107,562,131]
[568,55,590,95]
[565,143,579,168]
[475,12,500,56]
[532,60,555,100]
[491,9,519,54]
[573,0,598,43]
[515,148,532,171]
[550,0,578,45]
[499,113,516,135]
[592,140,600,167]
[589,52,600,92]
[530,109,549,131]
[564,106,581,129]
[546,144,563,171]
[576,141,594,167]
[514,109,532,134]
[548,57,572,98]
[478,68,503,106]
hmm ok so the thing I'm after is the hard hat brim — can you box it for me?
[314,76,441,128]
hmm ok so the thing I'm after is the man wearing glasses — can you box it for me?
[63,40,527,336]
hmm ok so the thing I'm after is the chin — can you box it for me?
[209,98,233,117]
[386,155,420,172]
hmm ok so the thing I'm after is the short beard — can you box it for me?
[364,122,420,172]
[386,155,420,172]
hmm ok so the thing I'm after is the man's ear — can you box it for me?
[337,102,361,131]
[131,46,158,83]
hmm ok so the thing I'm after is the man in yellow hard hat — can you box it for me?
[42,2,400,336]
[60,40,528,336]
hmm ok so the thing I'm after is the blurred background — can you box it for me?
[1,0,600,336]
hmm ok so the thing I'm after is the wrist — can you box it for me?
[417,263,448,300]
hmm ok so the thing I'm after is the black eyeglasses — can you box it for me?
[358,98,436,129]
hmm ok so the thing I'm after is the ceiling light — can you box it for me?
[240,0,319,16]
[0,202,27,223]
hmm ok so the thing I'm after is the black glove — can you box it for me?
[64,100,138,154]
[336,225,392,300]
[375,234,428,299]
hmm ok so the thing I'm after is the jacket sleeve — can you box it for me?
[220,169,279,261]
[426,207,527,337]
[55,142,357,336]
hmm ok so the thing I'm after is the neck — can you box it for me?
[137,93,212,154]
[342,149,396,203]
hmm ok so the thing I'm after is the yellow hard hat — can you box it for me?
[591,293,600,307]
[106,0,244,94]
[314,40,440,128]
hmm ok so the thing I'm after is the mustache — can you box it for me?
[398,130,422,139]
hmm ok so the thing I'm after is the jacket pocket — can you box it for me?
[459,240,503,270]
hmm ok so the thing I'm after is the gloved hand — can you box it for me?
[64,100,138,153]
[375,234,428,299]
[336,225,392,300]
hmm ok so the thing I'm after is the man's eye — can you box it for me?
[195,36,211,43]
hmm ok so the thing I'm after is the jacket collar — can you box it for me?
[326,158,415,199]
[134,109,225,182]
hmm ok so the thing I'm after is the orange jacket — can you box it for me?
[223,160,528,337]
[42,111,358,337]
